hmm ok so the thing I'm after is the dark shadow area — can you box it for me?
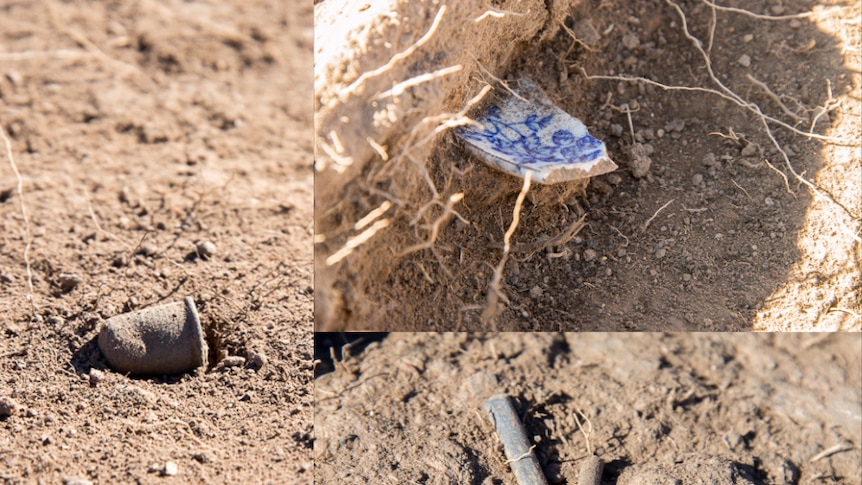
[603,457,634,484]
[314,332,389,378]
[70,336,108,376]
[546,333,571,368]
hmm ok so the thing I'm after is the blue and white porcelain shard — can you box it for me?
[457,77,617,184]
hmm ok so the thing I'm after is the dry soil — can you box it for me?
[1,1,313,483]
[315,332,862,484]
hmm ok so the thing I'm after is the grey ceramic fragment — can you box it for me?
[98,296,208,375]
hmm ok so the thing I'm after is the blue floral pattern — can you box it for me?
[457,105,606,167]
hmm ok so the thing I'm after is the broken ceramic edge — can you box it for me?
[456,77,617,184]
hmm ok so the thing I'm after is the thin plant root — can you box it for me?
[511,214,586,254]
[0,124,36,317]
[573,408,594,455]
[326,218,392,266]
[642,199,674,232]
[481,172,532,327]
[400,193,466,256]
[337,5,447,103]
[581,0,860,245]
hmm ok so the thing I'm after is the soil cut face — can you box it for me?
[315,332,862,484]
[314,0,861,331]
[1,1,313,483]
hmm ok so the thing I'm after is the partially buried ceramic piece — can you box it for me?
[98,296,208,375]
[457,77,617,184]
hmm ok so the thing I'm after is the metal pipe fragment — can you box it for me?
[483,394,549,485]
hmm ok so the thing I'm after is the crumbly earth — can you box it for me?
[315,0,861,331]
[0,1,313,483]
[315,332,862,484]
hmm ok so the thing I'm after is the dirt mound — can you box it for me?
[314,0,861,331]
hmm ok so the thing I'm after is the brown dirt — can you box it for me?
[314,0,861,331]
[315,332,862,484]
[0,1,313,483]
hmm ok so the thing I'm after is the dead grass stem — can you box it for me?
[0,124,36,317]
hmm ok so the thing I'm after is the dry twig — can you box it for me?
[482,172,532,326]
[809,442,854,463]
[573,408,594,455]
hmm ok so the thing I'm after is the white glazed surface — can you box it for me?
[458,77,617,183]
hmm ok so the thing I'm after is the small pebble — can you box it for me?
[664,118,685,133]
[192,452,213,464]
[247,350,268,369]
[743,34,754,43]
[703,152,717,167]
[583,249,598,262]
[628,143,653,179]
[789,19,801,28]
[138,243,158,257]
[89,369,104,387]
[162,461,178,476]
[99,304,117,319]
[0,396,18,417]
[692,173,703,185]
[220,356,246,368]
[738,54,751,67]
[196,240,217,259]
[529,285,544,299]
[655,248,667,259]
[741,144,758,157]
[58,273,82,292]
[622,32,640,50]
[112,254,127,268]
[771,5,786,15]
